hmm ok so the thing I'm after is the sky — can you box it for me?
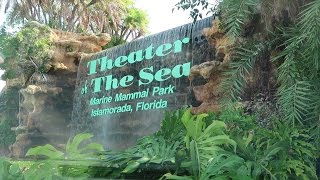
[134,0,192,34]
[0,0,192,91]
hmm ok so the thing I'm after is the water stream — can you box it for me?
[72,16,216,150]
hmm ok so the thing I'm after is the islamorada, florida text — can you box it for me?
[91,104,132,117]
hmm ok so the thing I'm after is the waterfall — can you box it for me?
[18,90,22,127]
[72,16,216,150]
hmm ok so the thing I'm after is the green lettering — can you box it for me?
[120,75,134,87]
[145,44,156,60]
[173,37,190,53]
[91,77,104,93]
[128,50,144,63]
[156,44,172,56]
[172,62,191,78]
[100,57,114,71]
[114,56,128,67]
[139,66,154,85]
[87,59,100,75]
[154,68,171,81]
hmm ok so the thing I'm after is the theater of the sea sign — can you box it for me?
[72,17,215,150]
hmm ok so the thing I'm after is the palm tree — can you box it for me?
[0,0,136,34]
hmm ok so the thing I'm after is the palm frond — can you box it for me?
[219,0,259,38]
[273,1,320,126]
[278,81,314,126]
[298,1,320,72]
[220,41,269,101]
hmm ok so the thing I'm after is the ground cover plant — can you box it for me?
[0,106,317,179]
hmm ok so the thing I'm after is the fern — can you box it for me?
[273,1,320,126]
[156,108,187,143]
[219,0,259,38]
[200,154,251,180]
[277,81,314,126]
[121,136,180,174]
[181,110,237,178]
[221,41,269,101]
[298,0,320,71]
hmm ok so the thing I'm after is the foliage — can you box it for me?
[222,105,318,179]
[121,136,180,174]
[156,108,186,142]
[0,107,318,179]
[162,107,318,180]
[97,110,188,178]
[181,109,236,178]
[0,24,52,82]
[26,133,104,160]
[174,0,221,22]
[220,41,269,101]
[23,133,104,179]
[119,7,149,41]
[176,0,320,156]
[0,158,24,180]
[0,87,20,148]
[219,0,259,39]
[102,36,127,49]
[272,1,320,126]
[0,118,17,147]
[0,0,148,40]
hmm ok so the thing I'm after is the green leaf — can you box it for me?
[79,142,104,153]
[66,133,93,153]
[162,173,193,180]
[221,42,268,102]
[26,144,64,159]
[122,161,140,174]
[9,164,20,175]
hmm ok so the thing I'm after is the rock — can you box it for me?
[9,132,48,158]
[191,102,220,114]
[191,72,222,114]
[50,30,111,72]
[190,20,234,114]
[0,147,9,156]
[203,19,233,64]
[189,60,221,81]
[9,23,110,158]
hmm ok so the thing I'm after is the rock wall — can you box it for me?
[9,23,111,158]
[190,19,233,114]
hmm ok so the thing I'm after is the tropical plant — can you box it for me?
[24,133,104,179]
[0,23,52,82]
[0,157,24,180]
[163,109,240,180]
[26,133,104,160]
[121,136,180,174]
[0,86,20,149]
[220,105,318,179]
[156,108,187,142]
[181,109,236,177]
[0,0,148,40]
[174,0,221,22]
[1,107,318,179]
[220,41,270,101]
[177,2,320,169]
[97,110,188,178]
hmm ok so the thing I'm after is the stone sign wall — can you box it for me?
[72,17,217,150]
